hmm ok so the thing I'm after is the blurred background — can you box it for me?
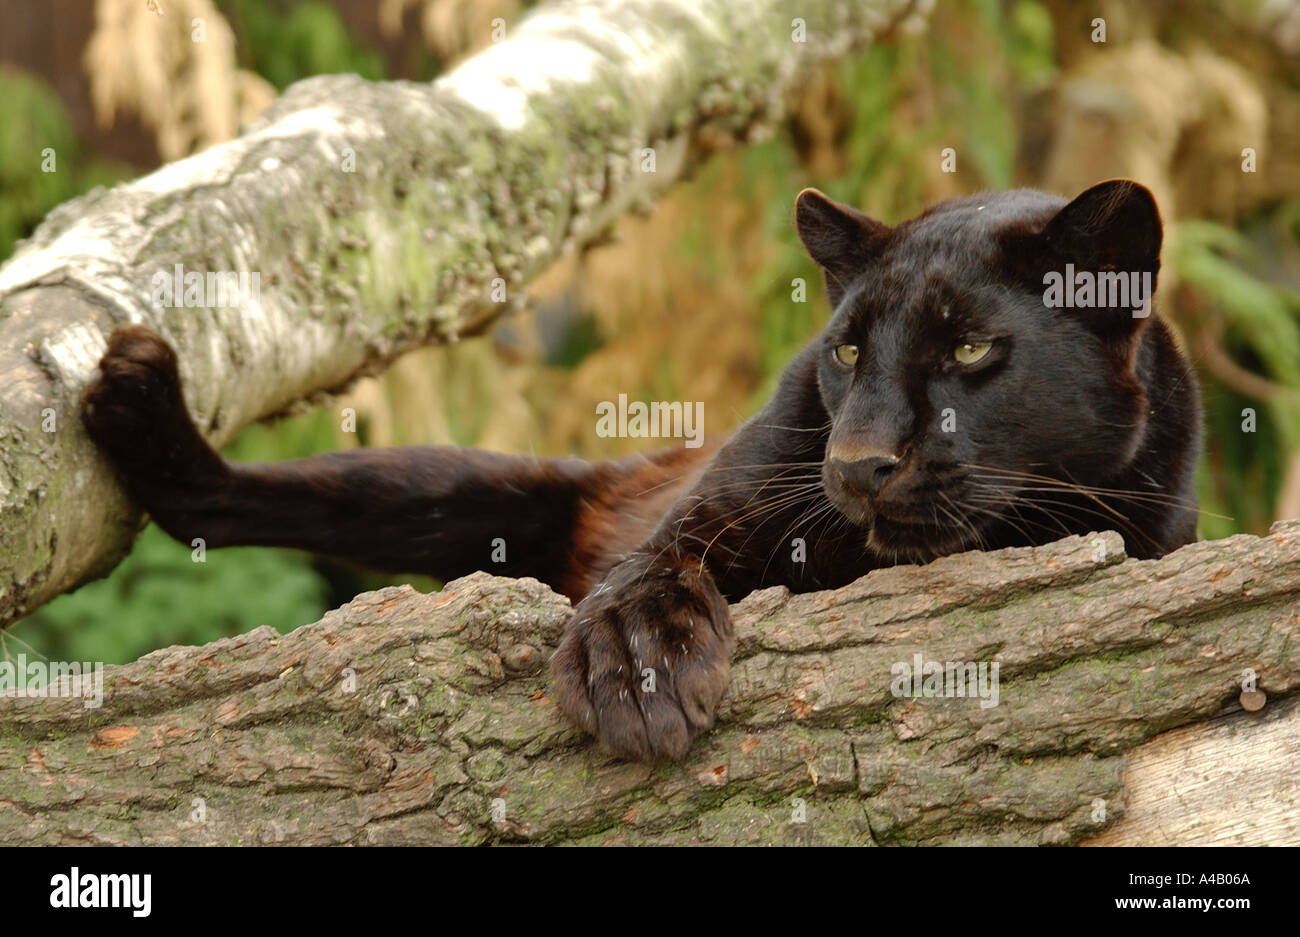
[2,0,1298,664]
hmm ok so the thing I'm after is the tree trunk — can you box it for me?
[3,523,1297,846]
[0,0,928,627]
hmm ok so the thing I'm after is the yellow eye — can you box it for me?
[833,344,859,367]
[954,341,992,365]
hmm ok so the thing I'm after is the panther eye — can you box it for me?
[953,340,992,365]
[833,344,859,367]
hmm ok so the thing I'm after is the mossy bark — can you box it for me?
[0,0,927,627]
[3,523,1297,846]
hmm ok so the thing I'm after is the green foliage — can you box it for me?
[1004,0,1057,87]
[221,402,343,461]
[1170,210,1300,537]
[222,0,388,89]
[1171,218,1300,426]
[547,312,606,369]
[13,525,329,666]
[929,3,1019,188]
[0,70,132,261]
[1197,383,1287,540]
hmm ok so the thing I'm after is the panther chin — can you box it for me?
[827,488,983,563]
[865,516,976,563]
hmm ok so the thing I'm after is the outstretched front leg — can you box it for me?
[80,326,701,600]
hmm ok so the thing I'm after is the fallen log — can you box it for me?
[3,520,1297,845]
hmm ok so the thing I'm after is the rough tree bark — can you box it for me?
[3,523,1297,846]
[0,0,930,627]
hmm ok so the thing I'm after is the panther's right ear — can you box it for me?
[795,188,891,308]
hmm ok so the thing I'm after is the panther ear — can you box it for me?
[795,188,890,308]
[1039,179,1163,342]
[1045,179,1162,282]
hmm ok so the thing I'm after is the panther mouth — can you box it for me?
[823,467,995,561]
[822,484,991,560]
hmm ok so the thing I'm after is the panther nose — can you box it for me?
[829,453,903,498]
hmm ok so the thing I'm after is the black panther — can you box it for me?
[82,179,1202,761]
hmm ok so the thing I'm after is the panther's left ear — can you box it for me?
[1044,179,1162,280]
[795,188,891,308]
[1035,180,1164,346]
